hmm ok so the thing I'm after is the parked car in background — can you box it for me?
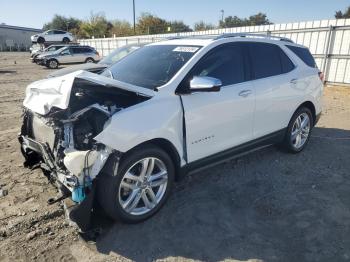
[19,34,323,226]
[47,43,145,77]
[31,30,74,44]
[31,44,77,63]
[38,46,100,69]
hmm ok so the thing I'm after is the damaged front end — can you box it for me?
[18,70,153,230]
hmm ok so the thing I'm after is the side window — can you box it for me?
[83,48,93,53]
[189,43,245,86]
[71,48,82,54]
[248,42,283,79]
[279,48,295,73]
[61,48,71,55]
[286,45,316,68]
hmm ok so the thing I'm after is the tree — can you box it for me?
[247,13,272,26]
[110,20,133,37]
[194,21,215,31]
[219,16,246,28]
[79,12,111,38]
[43,15,81,32]
[136,13,168,34]
[335,6,350,18]
[167,20,192,33]
[219,12,272,28]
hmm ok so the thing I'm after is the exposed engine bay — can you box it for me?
[19,72,151,205]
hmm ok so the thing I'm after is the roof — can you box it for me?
[150,33,294,47]
[150,38,213,47]
[0,24,42,33]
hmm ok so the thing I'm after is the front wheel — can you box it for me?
[97,146,175,223]
[282,107,313,153]
[46,59,58,69]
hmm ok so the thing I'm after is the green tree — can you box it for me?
[110,20,133,37]
[219,12,272,28]
[194,21,215,31]
[335,6,350,18]
[219,16,246,28]
[167,20,192,33]
[136,13,168,34]
[79,12,111,38]
[247,13,272,26]
[43,15,81,32]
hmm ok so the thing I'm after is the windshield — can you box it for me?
[100,45,142,65]
[104,45,201,90]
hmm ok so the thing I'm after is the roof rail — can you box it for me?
[214,33,294,43]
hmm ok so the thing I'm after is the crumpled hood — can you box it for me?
[23,70,155,115]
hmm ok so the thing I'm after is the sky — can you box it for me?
[1,0,349,29]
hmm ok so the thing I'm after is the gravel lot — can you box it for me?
[0,52,350,262]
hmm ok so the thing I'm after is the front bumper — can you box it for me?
[18,134,96,232]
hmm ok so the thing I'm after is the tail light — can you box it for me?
[318,71,325,83]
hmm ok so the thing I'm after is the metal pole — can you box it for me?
[322,25,335,83]
[133,0,136,34]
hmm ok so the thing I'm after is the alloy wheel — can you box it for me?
[291,112,310,149]
[49,60,57,69]
[118,157,168,216]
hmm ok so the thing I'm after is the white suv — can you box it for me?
[19,34,323,225]
[31,30,74,44]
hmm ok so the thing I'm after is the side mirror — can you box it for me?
[189,76,222,92]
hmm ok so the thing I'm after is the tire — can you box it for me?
[47,59,59,69]
[62,37,70,44]
[37,37,45,44]
[281,107,313,153]
[85,57,95,63]
[97,145,175,223]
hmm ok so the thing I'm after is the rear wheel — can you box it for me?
[97,146,175,223]
[47,59,58,69]
[85,57,94,63]
[62,37,70,44]
[282,107,313,153]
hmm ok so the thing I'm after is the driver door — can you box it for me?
[180,42,255,163]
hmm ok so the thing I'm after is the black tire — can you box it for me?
[46,59,59,69]
[281,107,314,153]
[37,37,45,44]
[97,145,175,223]
[85,57,95,63]
[62,37,70,44]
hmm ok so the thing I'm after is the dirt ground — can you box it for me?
[0,52,349,262]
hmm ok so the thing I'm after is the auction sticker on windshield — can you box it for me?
[173,46,199,53]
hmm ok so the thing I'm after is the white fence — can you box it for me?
[79,18,350,85]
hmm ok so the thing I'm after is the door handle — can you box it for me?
[238,90,252,97]
[290,78,298,84]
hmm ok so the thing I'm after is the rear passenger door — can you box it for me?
[247,42,296,139]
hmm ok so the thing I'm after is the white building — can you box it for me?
[0,24,42,51]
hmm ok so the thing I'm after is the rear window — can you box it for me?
[286,45,316,68]
[248,42,294,80]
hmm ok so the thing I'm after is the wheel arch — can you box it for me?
[296,101,316,126]
[122,138,182,181]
